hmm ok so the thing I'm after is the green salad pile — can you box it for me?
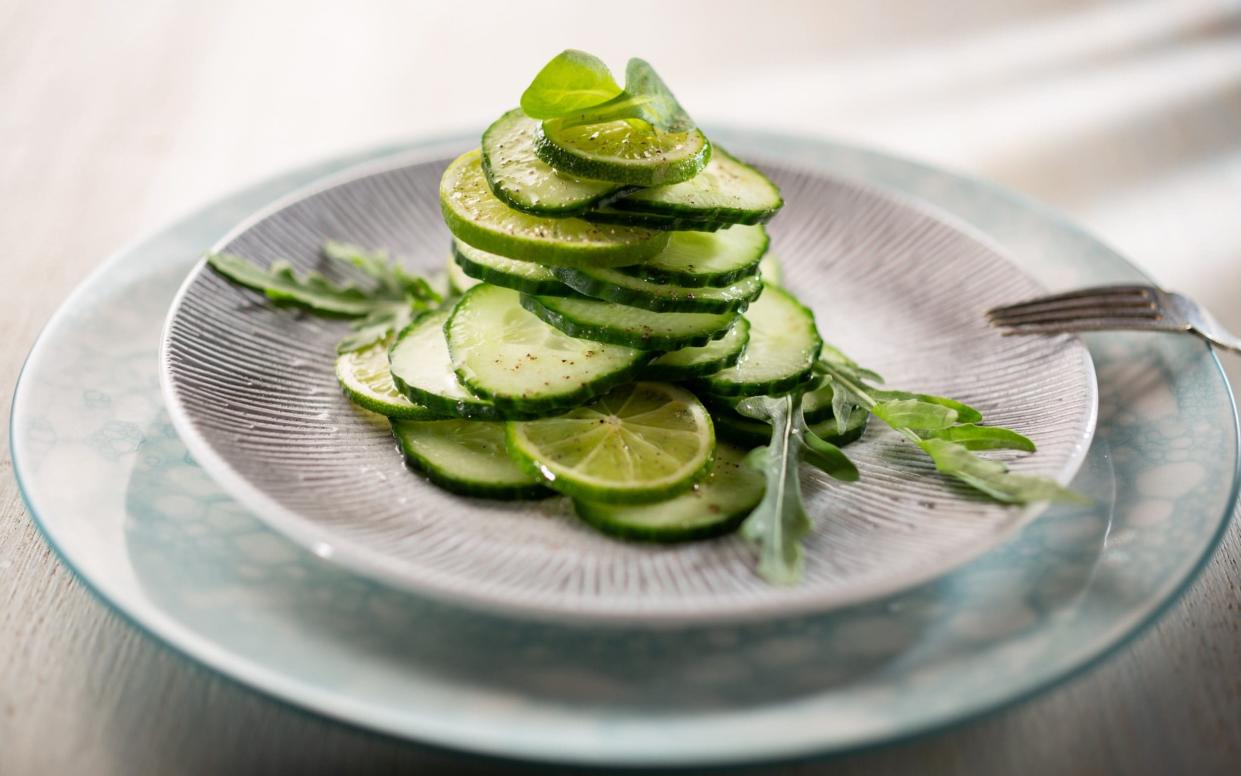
[209,50,1076,583]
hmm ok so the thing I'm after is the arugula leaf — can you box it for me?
[928,424,1036,452]
[871,390,982,423]
[335,304,416,354]
[736,394,813,584]
[802,428,860,481]
[524,51,696,133]
[871,399,958,431]
[520,49,623,119]
[321,241,441,303]
[816,347,1082,505]
[918,438,1083,503]
[207,243,440,354]
[207,253,376,317]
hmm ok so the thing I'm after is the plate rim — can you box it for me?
[10,130,1238,766]
[155,142,1100,625]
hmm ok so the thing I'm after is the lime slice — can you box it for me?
[335,338,439,419]
[573,443,765,541]
[506,382,715,503]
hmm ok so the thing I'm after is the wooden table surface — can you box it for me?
[3,1,1239,773]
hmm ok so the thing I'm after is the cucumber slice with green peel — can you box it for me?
[620,225,768,288]
[388,310,508,420]
[440,150,668,267]
[452,239,576,297]
[521,293,738,350]
[447,284,649,413]
[481,109,624,216]
[536,119,711,186]
[392,419,550,499]
[758,251,783,285]
[698,285,823,397]
[610,148,783,224]
[642,318,750,380]
[714,407,869,449]
[801,379,837,425]
[506,382,715,503]
[335,337,441,419]
[581,205,729,232]
[573,443,763,542]
[551,265,762,314]
[446,253,480,296]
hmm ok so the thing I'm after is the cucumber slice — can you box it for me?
[447,284,648,413]
[535,119,711,186]
[573,443,763,542]
[643,318,750,380]
[446,253,481,295]
[582,205,729,232]
[714,407,869,449]
[439,150,668,267]
[392,419,550,499]
[801,379,836,425]
[335,337,440,419]
[758,251,783,285]
[521,293,738,350]
[452,239,576,297]
[699,285,822,397]
[610,148,783,224]
[388,310,507,420]
[481,109,623,216]
[506,382,715,503]
[551,265,762,314]
[621,225,768,288]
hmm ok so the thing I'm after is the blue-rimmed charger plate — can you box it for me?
[10,130,1238,767]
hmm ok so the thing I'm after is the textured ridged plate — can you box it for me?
[159,148,1097,624]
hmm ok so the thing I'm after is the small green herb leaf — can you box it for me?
[872,390,982,423]
[929,424,1036,452]
[207,253,376,317]
[520,49,623,119]
[871,398,959,431]
[917,438,1083,503]
[737,394,813,584]
[321,241,441,304]
[802,428,859,481]
[207,244,440,354]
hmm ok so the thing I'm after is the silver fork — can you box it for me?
[986,284,1241,355]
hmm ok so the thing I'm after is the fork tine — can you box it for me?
[989,300,1161,326]
[986,285,1155,317]
[995,318,1186,335]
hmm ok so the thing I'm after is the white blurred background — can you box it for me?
[3,0,1240,388]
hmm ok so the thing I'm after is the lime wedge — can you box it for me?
[506,382,715,503]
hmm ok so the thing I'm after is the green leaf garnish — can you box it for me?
[870,398,958,431]
[521,51,696,133]
[207,253,376,317]
[207,242,441,354]
[735,392,857,584]
[917,438,1083,503]
[928,423,1036,452]
[736,394,813,584]
[817,346,1082,504]
[520,50,623,119]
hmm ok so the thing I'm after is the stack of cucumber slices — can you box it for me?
[329,55,869,545]
[207,50,1072,581]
